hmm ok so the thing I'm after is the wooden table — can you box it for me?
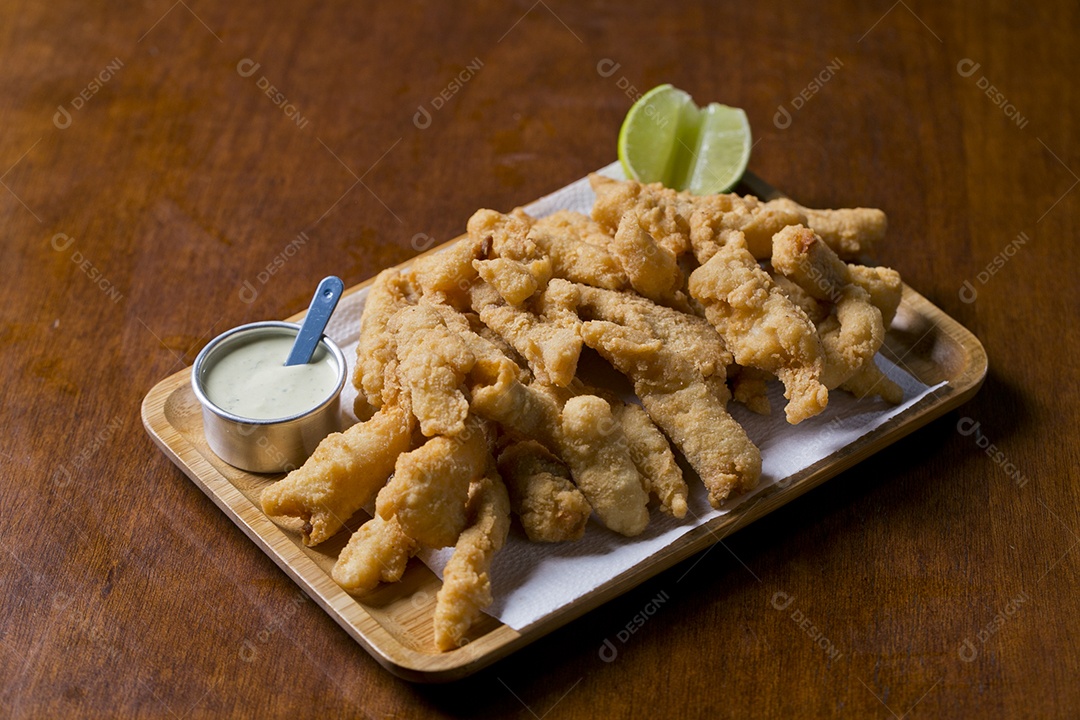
[2,1,1075,716]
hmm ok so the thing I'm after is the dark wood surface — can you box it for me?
[2,1,1076,717]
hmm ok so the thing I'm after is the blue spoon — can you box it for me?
[284,276,344,366]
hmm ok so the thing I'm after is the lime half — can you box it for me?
[618,84,751,194]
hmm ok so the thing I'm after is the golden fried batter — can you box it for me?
[611,211,687,307]
[563,280,731,378]
[580,320,761,507]
[497,440,591,542]
[728,365,772,416]
[688,234,828,423]
[471,372,650,536]
[848,264,903,326]
[332,508,418,593]
[389,303,475,437]
[260,403,414,546]
[840,357,904,404]
[590,174,695,256]
[613,402,688,518]
[470,282,581,387]
[468,209,552,305]
[533,209,615,248]
[433,469,511,651]
[769,198,887,262]
[771,225,893,393]
[559,395,649,536]
[411,235,484,307]
[376,415,491,548]
[590,175,886,261]
[353,269,416,414]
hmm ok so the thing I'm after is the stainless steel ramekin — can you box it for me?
[191,321,346,473]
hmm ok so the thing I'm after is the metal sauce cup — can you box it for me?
[191,321,347,473]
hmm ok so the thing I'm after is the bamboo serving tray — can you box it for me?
[141,172,987,682]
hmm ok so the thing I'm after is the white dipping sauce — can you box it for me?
[203,334,339,420]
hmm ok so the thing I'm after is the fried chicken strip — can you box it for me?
[688,234,828,423]
[590,175,885,261]
[332,506,418,594]
[769,198,887,262]
[468,209,553,305]
[558,395,650,536]
[353,269,416,416]
[839,356,904,404]
[470,281,581,387]
[771,225,899,397]
[728,365,772,416]
[376,415,491,548]
[411,234,485,308]
[611,211,687,307]
[579,320,761,507]
[470,373,650,536]
[261,403,414,546]
[497,440,590,542]
[561,280,731,378]
[848,265,903,327]
[590,174,695,256]
[470,208,628,292]
[433,468,511,651]
[389,303,476,437]
[612,402,688,518]
[532,209,615,248]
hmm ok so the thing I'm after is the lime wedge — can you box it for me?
[618,84,751,194]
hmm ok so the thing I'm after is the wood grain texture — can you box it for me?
[1,0,1075,716]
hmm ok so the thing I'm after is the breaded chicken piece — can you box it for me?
[423,301,529,391]
[353,269,416,415]
[533,209,615,248]
[840,356,904,404]
[411,234,485,308]
[769,198,887,262]
[848,264,903,327]
[389,303,475,437]
[688,234,828,424]
[470,282,581,387]
[497,440,591,542]
[770,224,853,303]
[469,209,553,305]
[770,274,830,325]
[613,402,688,518]
[769,223,902,329]
[473,257,553,306]
[376,415,491,548]
[688,193,807,263]
[470,373,650,536]
[590,175,886,261]
[727,365,772,416]
[562,280,732,378]
[559,396,650,536]
[470,207,628,291]
[771,225,898,397]
[433,468,511,651]
[591,174,696,256]
[580,321,761,507]
[261,403,414,546]
[527,224,628,291]
[332,508,418,593]
[815,286,885,390]
[611,211,687,307]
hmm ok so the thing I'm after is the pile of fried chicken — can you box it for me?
[260,175,902,650]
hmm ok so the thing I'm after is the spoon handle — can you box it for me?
[285,276,344,366]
